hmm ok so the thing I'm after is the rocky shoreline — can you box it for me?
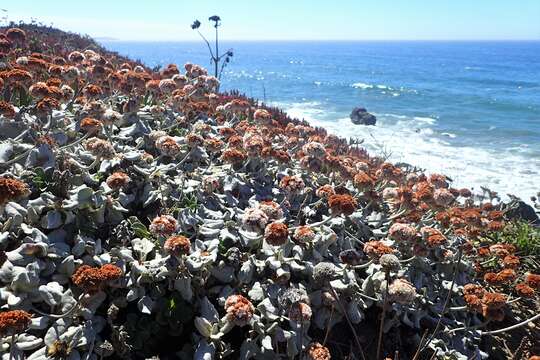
[0,25,539,359]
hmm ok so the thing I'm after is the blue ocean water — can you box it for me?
[101,40,540,200]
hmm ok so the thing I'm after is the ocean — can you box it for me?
[101,40,540,201]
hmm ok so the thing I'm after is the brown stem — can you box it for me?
[376,271,390,360]
[328,285,366,360]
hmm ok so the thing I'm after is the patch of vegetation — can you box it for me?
[486,220,540,256]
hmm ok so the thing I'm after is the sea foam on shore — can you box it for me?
[282,101,540,201]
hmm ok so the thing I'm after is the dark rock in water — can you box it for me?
[505,201,540,225]
[350,107,376,125]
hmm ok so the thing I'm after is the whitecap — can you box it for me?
[281,102,540,201]
[351,82,373,89]
[441,132,457,138]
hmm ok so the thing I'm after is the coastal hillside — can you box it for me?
[0,24,539,360]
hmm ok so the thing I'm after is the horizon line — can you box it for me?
[98,38,540,42]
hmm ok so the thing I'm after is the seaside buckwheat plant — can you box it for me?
[0,23,537,360]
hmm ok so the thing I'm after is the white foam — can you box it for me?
[351,82,373,89]
[280,101,539,201]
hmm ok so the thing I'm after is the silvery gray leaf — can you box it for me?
[248,282,264,302]
[261,336,273,351]
[238,259,254,284]
[25,144,55,169]
[58,255,75,276]
[194,339,215,360]
[39,282,64,306]
[25,347,47,360]
[137,295,154,314]
[15,333,43,351]
[29,316,50,330]
[257,298,279,321]
[194,317,213,338]
[41,209,63,229]
[347,301,364,324]
[174,277,193,301]
[0,142,14,162]
[200,296,219,323]
[131,238,154,261]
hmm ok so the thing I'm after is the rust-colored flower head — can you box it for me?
[327,194,357,216]
[106,172,131,190]
[29,81,50,99]
[489,244,515,257]
[363,240,394,259]
[71,264,122,293]
[515,283,535,298]
[68,51,85,63]
[221,148,247,166]
[258,200,284,221]
[481,292,507,321]
[428,173,449,189]
[264,222,289,246]
[288,302,312,323]
[0,310,31,336]
[253,108,272,122]
[0,100,15,118]
[420,226,446,247]
[306,342,331,360]
[164,235,191,256]
[525,273,540,290]
[159,79,176,94]
[243,134,265,157]
[0,177,31,205]
[279,175,305,194]
[80,117,103,134]
[149,215,178,237]
[204,137,224,153]
[224,294,254,327]
[242,207,269,233]
[36,97,60,116]
[293,226,316,244]
[85,138,115,159]
[388,223,417,242]
[388,278,417,304]
[302,142,326,159]
[155,136,181,157]
[185,133,204,148]
[433,188,455,207]
[353,171,375,190]
[315,184,335,199]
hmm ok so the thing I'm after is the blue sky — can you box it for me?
[4,0,540,40]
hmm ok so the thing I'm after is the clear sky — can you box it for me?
[3,0,540,41]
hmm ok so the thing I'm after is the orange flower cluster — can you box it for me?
[0,177,30,205]
[164,235,191,256]
[264,222,289,246]
[327,194,357,216]
[0,310,32,335]
[463,284,507,321]
[420,226,447,247]
[279,175,305,194]
[224,294,254,327]
[106,172,131,190]
[363,240,395,259]
[71,264,122,293]
[149,215,178,236]
[221,148,247,166]
[306,342,331,360]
